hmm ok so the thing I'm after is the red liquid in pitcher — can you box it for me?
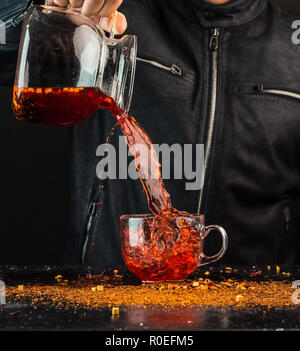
[13,85,202,281]
[12,86,123,126]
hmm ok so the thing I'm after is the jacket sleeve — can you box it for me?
[0,0,31,86]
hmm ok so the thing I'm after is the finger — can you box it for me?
[99,11,127,35]
[98,0,123,17]
[53,0,69,6]
[81,0,105,16]
[69,0,84,8]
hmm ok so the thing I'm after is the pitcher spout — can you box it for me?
[99,34,137,113]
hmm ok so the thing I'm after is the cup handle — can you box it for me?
[199,225,228,266]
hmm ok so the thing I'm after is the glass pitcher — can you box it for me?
[12,4,137,126]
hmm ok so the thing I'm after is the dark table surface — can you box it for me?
[1,265,300,331]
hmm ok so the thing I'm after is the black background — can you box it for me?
[0,88,71,264]
[0,0,299,265]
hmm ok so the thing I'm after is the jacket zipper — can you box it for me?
[197,28,220,213]
[81,201,97,265]
[247,84,300,100]
[136,57,182,77]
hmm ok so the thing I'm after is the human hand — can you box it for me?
[47,0,127,35]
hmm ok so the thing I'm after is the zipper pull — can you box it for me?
[170,64,182,77]
[209,28,220,51]
[86,201,96,232]
[87,201,96,217]
[253,84,264,93]
[81,201,97,265]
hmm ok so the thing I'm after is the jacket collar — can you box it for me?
[191,0,267,28]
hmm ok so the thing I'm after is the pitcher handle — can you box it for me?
[199,225,228,266]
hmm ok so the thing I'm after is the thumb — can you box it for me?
[97,11,127,35]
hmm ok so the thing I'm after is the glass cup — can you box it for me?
[12,4,137,126]
[120,214,228,283]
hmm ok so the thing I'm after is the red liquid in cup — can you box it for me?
[12,86,202,281]
[121,209,204,282]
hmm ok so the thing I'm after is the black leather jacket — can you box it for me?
[2,0,300,266]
